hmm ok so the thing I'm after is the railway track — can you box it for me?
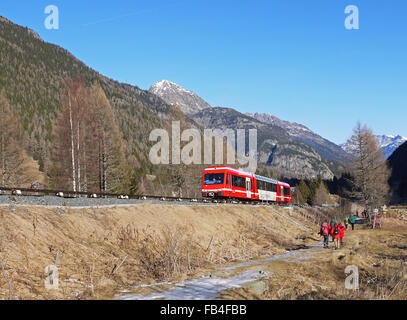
[0,186,282,206]
[0,186,333,226]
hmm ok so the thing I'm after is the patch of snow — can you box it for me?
[116,243,324,300]
[116,271,261,300]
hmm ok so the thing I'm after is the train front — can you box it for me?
[201,167,227,199]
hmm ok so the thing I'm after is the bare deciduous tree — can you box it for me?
[348,122,391,210]
[0,94,40,187]
[48,80,130,193]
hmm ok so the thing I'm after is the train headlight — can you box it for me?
[208,192,215,197]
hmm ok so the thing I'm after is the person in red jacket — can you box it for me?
[330,222,341,250]
[338,223,346,247]
[319,221,331,248]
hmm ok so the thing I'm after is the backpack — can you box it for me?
[334,226,339,235]
[321,222,329,235]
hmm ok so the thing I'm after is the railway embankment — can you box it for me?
[0,203,318,299]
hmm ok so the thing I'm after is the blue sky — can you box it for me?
[1,0,406,144]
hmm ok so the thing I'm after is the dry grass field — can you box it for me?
[1,203,406,300]
[0,203,316,299]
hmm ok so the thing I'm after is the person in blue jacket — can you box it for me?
[349,213,356,230]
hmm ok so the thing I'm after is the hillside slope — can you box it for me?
[0,16,197,175]
[0,203,316,299]
[388,141,407,203]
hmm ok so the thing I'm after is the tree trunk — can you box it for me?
[68,93,77,192]
[77,122,81,192]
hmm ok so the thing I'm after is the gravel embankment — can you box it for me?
[0,195,210,207]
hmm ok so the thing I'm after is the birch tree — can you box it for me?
[48,79,90,191]
[48,81,130,193]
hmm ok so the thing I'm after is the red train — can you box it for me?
[201,166,292,203]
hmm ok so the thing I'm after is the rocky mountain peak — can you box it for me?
[149,80,211,115]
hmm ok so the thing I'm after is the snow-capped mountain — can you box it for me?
[149,80,349,177]
[376,135,407,158]
[341,134,407,159]
[149,80,212,115]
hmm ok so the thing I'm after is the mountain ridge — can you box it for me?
[190,107,335,179]
[341,134,407,159]
[246,112,352,164]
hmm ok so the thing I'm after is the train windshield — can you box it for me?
[204,173,224,185]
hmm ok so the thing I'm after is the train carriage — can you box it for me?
[201,166,291,203]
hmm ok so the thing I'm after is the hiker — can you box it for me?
[319,221,331,248]
[330,220,335,242]
[338,223,346,247]
[356,210,359,217]
[349,213,356,230]
[330,222,341,250]
[344,217,349,230]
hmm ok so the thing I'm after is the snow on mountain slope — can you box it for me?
[341,134,407,159]
[149,80,212,115]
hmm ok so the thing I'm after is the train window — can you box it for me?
[284,187,291,196]
[272,183,277,193]
[204,173,224,185]
[232,175,246,188]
